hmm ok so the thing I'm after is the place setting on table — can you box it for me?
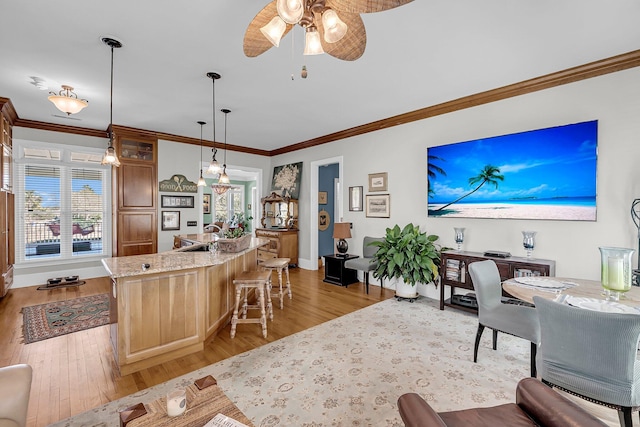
[502,246,640,314]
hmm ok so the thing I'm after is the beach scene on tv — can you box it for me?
[427,120,597,221]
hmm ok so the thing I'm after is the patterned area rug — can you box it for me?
[22,294,110,344]
[49,297,616,427]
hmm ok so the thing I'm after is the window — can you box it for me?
[214,185,244,223]
[15,142,110,263]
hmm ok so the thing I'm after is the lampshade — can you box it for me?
[322,9,347,43]
[260,15,287,47]
[212,182,231,195]
[304,27,324,55]
[333,222,352,239]
[207,156,221,175]
[276,0,304,24]
[48,85,88,115]
[197,176,206,187]
[100,146,120,167]
[219,169,230,184]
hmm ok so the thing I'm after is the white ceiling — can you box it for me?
[1,0,639,152]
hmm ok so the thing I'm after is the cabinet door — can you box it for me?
[117,212,157,256]
[119,163,156,209]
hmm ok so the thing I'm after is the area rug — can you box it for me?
[22,293,110,344]
[49,297,547,427]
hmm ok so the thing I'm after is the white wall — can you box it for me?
[273,66,640,296]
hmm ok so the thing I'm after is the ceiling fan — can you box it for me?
[244,0,413,61]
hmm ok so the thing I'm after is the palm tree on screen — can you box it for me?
[435,164,504,211]
[427,154,446,196]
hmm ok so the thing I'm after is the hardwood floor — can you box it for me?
[0,267,395,427]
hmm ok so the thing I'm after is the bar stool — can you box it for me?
[261,258,292,309]
[230,270,272,338]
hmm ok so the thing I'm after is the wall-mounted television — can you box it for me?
[427,120,598,221]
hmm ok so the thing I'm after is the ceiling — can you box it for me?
[1,1,639,154]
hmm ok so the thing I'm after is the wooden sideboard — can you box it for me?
[440,250,555,313]
[255,228,298,267]
[0,98,15,297]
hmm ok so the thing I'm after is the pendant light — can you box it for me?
[100,37,123,167]
[48,85,88,115]
[211,108,232,195]
[197,121,206,187]
[206,72,222,175]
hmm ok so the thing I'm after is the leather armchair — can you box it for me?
[0,364,33,427]
[397,377,607,427]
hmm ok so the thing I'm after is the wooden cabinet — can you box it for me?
[255,228,298,267]
[440,250,555,313]
[0,98,15,297]
[323,254,359,287]
[111,127,157,257]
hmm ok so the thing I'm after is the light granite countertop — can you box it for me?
[101,237,268,278]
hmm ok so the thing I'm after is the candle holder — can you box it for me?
[166,387,187,417]
[599,247,634,301]
[454,227,465,252]
[522,231,536,258]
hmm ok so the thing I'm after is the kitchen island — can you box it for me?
[102,237,267,375]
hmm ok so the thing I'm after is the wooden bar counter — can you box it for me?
[101,237,267,375]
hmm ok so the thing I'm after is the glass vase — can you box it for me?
[454,227,465,252]
[522,231,536,258]
[599,247,634,301]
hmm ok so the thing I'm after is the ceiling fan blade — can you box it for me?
[327,0,413,14]
[317,12,366,61]
[244,0,293,57]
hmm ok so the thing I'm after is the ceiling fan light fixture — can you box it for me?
[322,9,348,43]
[48,85,89,115]
[260,15,287,47]
[304,26,324,55]
[276,0,304,24]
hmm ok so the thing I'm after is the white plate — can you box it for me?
[565,297,640,314]
[514,277,566,289]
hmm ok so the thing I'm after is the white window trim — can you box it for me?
[13,139,113,267]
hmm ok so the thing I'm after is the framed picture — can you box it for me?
[366,194,390,218]
[318,209,330,231]
[368,172,388,192]
[161,195,194,208]
[272,161,303,199]
[203,194,211,214]
[349,186,363,211]
[162,211,180,230]
[318,191,328,205]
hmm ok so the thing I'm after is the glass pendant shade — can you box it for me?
[207,159,221,175]
[276,0,304,24]
[219,169,230,184]
[48,85,88,115]
[304,27,324,55]
[197,175,206,187]
[212,184,230,195]
[101,146,121,167]
[322,9,347,43]
[260,15,287,47]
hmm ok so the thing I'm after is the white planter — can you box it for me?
[390,277,418,299]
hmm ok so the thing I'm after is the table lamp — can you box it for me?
[333,222,351,257]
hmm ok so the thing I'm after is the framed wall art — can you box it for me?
[368,172,388,192]
[162,211,180,230]
[366,194,390,218]
[272,161,303,199]
[203,194,211,214]
[161,195,194,208]
[349,186,363,212]
[318,191,328,205]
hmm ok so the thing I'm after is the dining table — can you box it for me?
[502,277,640,309]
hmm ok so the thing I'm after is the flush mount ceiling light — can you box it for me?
[48,85,88,115]
[197,121,207,187]
[244,0,412,61]
[100,36,123,167]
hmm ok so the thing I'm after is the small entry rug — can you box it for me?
[22,293,110,344]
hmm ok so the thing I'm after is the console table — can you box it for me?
[440,250,555,313]
[323,254,359,287]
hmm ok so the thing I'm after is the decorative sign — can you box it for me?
[159,174,197,193]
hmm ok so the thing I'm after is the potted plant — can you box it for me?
[371,223,443,300]
[218,213,254,252]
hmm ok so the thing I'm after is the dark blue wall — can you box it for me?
[319,163,339,257]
